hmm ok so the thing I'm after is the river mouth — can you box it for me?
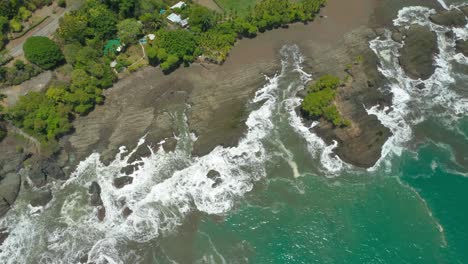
[1,1,468,263]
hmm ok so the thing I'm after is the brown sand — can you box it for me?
[60,0,424,168]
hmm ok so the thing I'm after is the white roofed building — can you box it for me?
[171,1,186,9]
[167,13,182,24]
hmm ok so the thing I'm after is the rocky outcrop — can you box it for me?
[29,189,53,207]
[206,170,222,188]
[391,31,404,43]
[27,158,66,188]
[0,173,21,217]
[461,6,468,16]
[88,181,103,207]
[456,39,468,57]
[0,228,8,247]
[122,207,133,218]
[113,176,133,189]
[0,129,33,218]
[429,9,467,27]
[301,28,392,168]
[399,25,438,80]
[88,181,106,221]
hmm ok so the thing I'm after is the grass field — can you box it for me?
[214,0,259,16]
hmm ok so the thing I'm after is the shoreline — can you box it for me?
[60,0,381,161]
[0,0,445,218]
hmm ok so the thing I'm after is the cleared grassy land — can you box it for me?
[214,0,259,15]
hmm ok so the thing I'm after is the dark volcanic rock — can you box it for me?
[429,9,467,27]
[29,189,53,207]
[456,39,468,57]
[97,206,106,221]
[391,31,404,43]
[28,158,66,187]
[89,181,103,206]
[399,25,439,80]
[0,173,21,217]
[461,6,468,16]
[122,207,133,218]
[0,228,8,246]
[113,176,133,189]
[416,83,426,90]
[306,27,393,168]
[79,254,88,263]
[206,170,223,188]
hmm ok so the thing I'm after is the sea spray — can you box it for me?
[367,5,468,170]
[1,45,343,264]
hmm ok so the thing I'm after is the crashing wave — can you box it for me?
[367,5,468,170]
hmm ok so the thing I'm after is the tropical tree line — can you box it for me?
[3,0,327,143]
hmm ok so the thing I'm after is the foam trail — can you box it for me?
[436,0,449,10]
[367,5,468,170]
[0,45,320,264]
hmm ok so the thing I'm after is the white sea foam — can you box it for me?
[0,45,323,264]
[367,5,468,170]
[436,0,449,10]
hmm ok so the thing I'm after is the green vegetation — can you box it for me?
[8,92,72,142]
[301,75,350,127]
[0,93,6,142]
[0,59,42,85]
[23,36,64,69]
[3,0,327,145]
[215,0,258,16]
[117,19,142,44]
[0,0,53,49]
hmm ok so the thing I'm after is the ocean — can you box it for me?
[0,1,467,263]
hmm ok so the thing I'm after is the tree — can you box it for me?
[139,12,163,33]
[160,54,180,73]
[146,45,158,65]
[14,59,25,70]
[117,18,142,44]
[189,5,217,32]
[8,92,72,141]
[9,19,22,32]
[301,74,349,127]
[309,74,341,92]
[63,43,82,65]
[57,13,88,44]
[87,3,118,39]
[156,29,197,61]
[23,36,64,69]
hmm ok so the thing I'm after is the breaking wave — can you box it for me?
[0,45,344,263]
[367,5,468,170]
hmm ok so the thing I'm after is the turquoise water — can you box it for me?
[1,2,467,263]
[192,119,468,264]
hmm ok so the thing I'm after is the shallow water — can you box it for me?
[1,1,468,263]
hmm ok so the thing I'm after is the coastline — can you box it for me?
[1,0,448,217]
[58,0,387,169]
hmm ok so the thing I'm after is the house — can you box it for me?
[147,34,155,41]
[167,13,182,24]
[171,1,186,10]
[180,18,189,28]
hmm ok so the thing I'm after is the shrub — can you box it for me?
[8,92,72,141]
[0,127,6,142]
[23,36,64,69]
[301,75,350,127]
[58,0,67,8]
